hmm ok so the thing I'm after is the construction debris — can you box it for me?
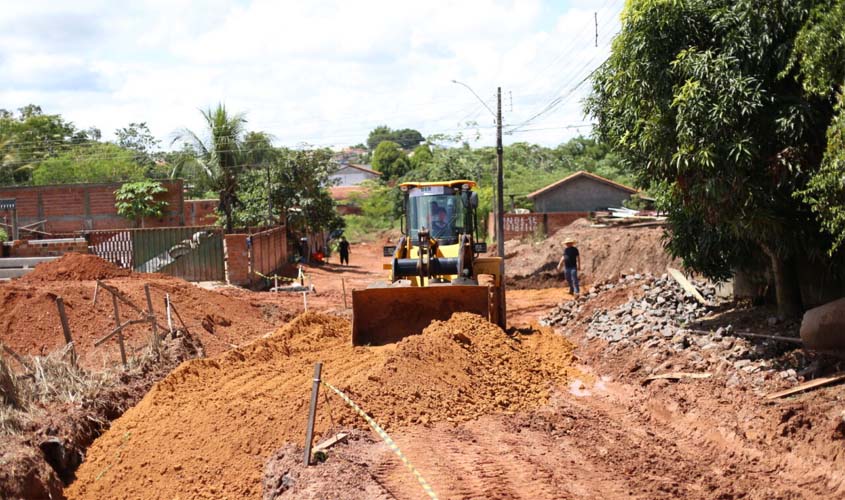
[542,274,813,386]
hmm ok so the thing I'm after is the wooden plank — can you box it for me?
[97,280,170,332]
[312,432,349,456]
[765,372,845,400]
[689,328,803,344]
[666,267,707,305]
[643,372,711,384]
[94,319,148,347]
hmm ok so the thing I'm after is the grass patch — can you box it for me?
[342,214,396,243]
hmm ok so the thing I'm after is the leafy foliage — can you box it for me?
[115,122,162,175]
[371,141,411,179]
[115,180,169,227]
[32,143,145,185]
[0,105,93,184]
[233,147,343,234]
[173,104,247,232]
[366,126,424,150]
[587,0,842,316]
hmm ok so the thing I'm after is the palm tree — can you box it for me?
[173,104,247,232]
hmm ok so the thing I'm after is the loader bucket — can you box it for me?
[352,285,492,346]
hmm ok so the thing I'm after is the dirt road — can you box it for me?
[261,243,844,499]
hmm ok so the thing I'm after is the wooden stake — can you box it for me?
[165,294,174,337]
[55,297,76,367]
[304,361,322,465]
[144,284,160,351]
[341,278,348,309]
[1,341,32,372]
[303,291,308,312]
[92,281,100,306]
[169,301,190,335]
[111,294,127,369]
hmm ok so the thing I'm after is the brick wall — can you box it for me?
[223,226,287,288]
[0,180,185,235]
[488,211,591,241]
[224,233,250,286]
[184,199,218,226]
[6,238,89,257]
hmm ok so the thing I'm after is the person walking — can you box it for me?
[338,236,350,266]
[556,237,580,296]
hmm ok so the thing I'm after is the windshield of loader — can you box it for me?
[407,186,465,244]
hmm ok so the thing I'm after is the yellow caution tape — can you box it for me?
[322,381,439,500]
[254,270,299,282]
[255,266,308,283]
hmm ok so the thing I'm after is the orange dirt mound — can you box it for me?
[66,312,576,499]
[21,253,132,282]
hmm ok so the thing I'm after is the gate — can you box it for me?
[82,226,225,282]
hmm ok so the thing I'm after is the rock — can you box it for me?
[734,359,751,369]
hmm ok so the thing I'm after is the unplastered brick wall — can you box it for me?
[0,180,186,234]
[184,199,218,226]
[488,211,591,241]
[224,233,250,286]
[7,238,88,257]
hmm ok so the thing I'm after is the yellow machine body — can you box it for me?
[352,180,506,346]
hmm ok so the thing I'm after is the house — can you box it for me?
[527,170,638,212]
[329,163,381,187]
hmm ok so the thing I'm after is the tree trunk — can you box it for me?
[763,245,803,320]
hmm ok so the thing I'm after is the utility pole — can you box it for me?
[496,87,505,261]
[496,87,507,324]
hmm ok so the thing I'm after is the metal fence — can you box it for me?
[82,226,225,282]
[250,225,286,279]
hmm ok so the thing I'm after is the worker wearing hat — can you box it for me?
[556,237,580,296]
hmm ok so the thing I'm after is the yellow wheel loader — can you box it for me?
[352,180,506,345]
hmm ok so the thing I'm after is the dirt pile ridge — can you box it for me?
[21,253,133,283]
[66,312,576,499]
[0,274,278,368]
[506,218,679,288]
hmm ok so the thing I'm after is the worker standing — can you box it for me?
[556,237,580,296]
[338,236,350,266]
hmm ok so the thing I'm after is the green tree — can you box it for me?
[233,147,343,233]
[115,122,161,175]
[366,126,424,150]
[371,141,411,180]
[0,105,80,184]
[789,0,845,253]
[410,144,434,170]
[31,143,144,185]
[174,104,247,232]
[586,0,841,318]
[115,180,169,227]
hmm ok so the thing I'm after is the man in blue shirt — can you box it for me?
[556,237,580,296]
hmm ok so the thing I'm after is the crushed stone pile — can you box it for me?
[542,274,812,386]
[66,312,576,500]
[21,253,132,282]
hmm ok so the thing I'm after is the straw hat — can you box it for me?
[563,237,576,244]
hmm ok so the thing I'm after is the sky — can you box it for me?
[0,0,623,150]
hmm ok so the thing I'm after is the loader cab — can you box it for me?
[401,181,476,245]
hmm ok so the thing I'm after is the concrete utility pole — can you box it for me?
[496,87,505,261]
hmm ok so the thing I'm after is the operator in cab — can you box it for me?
[431,207,451,239]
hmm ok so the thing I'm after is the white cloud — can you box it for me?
[0,0,623,147]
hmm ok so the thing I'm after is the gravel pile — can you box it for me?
[541,274,813,386]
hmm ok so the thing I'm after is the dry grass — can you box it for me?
[0,342,162,435]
